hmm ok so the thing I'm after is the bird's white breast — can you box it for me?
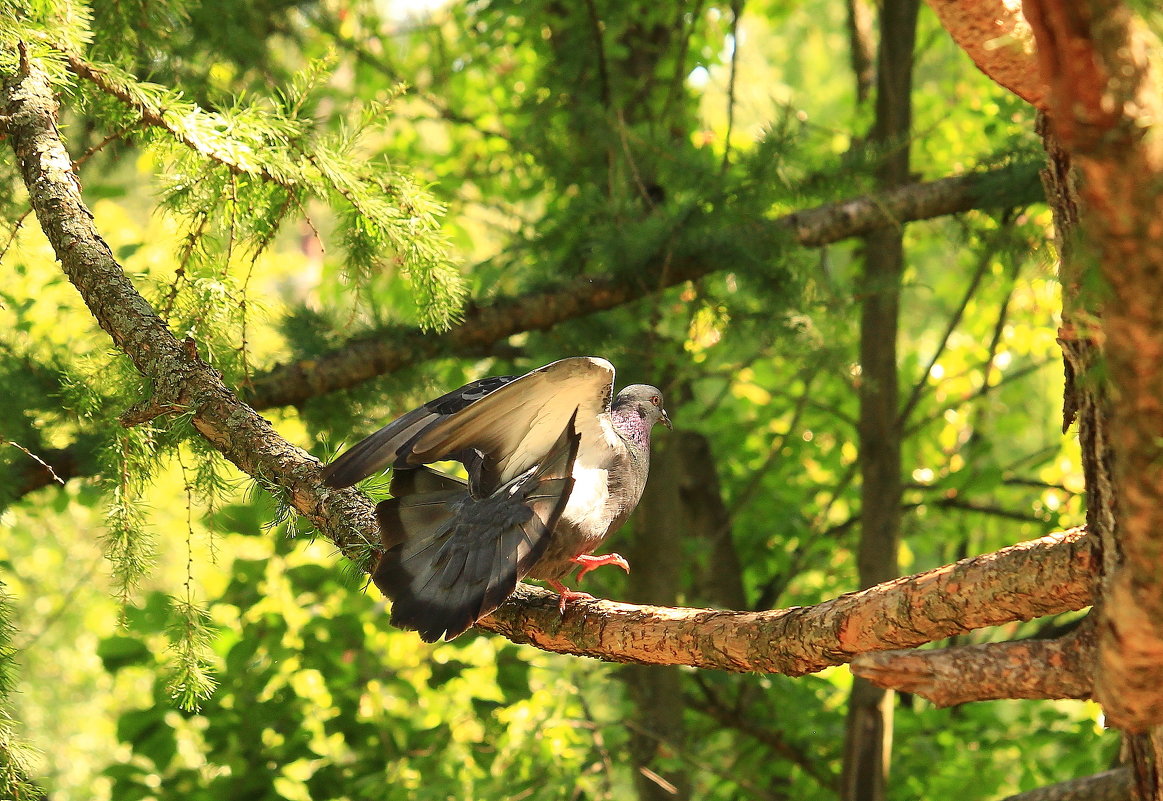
[562,461,612,534]
[560,414,622,536]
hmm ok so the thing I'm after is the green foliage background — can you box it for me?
[0,0,1115,799]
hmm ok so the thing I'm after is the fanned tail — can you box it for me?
[372,416,579,641]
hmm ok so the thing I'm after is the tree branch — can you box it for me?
[998,768,1132,801]
[1,53,379,569]
[249,162,1045,410]
[474,529,1096,673]
[1,153,1046,507]
[851,615,1096,706]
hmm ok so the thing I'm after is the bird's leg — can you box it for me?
[546,580,596,613]
[547,554,631,613]
[573,552,631,584]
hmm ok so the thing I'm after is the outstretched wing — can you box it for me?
[322,357,615,497]
[405,356,615,495]
[373,415,580,642]
[321,375,516,489]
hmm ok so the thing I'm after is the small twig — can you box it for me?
[119,399,188,428]
[898,232,999,427]
[72,122,142,169]
[621,717,780,801]
[162,211,210,321]
[0,207,32,265]
[574,686,617,798]
[3,439,66,485]
[690,677,839,791]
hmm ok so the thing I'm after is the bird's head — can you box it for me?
[613,384,672,430]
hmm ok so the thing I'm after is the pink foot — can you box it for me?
[546,580,596,613]
[572,552,631,583]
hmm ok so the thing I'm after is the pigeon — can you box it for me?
[321,357,671,642]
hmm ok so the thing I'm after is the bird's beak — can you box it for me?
[660,409,673,430]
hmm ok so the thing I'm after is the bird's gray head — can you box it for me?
[612,384,672,430]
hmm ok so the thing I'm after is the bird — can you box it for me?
[321,357,671,642]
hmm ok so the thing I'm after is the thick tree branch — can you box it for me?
[249,162,1044,410]
[1,54,379,569]
[474,529,1096,673]
[2,161,1045,506]
[851,616,1096,706]
[999,768,1133,801]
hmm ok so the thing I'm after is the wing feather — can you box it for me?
[407,357,613,494]
[321,375,517,488]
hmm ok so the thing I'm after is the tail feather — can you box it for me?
[372,414,580,642]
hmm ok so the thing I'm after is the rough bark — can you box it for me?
[843,2,919,799]
[1021,0,1163,737]
[1,55,1099,675]
[851,617,1096,706]
[1020,4,1163,796]
[0,55,378,564]
[927,0,1163,794]
[476,530,1096,674]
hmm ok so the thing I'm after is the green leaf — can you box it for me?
[97,635,152,672]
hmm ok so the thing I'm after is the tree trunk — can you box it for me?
[842,1,919,799]
[621,429,749,800]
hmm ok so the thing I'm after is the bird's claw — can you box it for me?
[546,580,596,614]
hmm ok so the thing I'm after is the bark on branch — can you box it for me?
[1,53,1095,673]
[474,530,1096,673]
[0,54,380,569]
[851,616,1096,706]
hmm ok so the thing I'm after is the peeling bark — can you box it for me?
[927,0,1163,793]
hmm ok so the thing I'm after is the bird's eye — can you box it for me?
[650,395,661,406]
